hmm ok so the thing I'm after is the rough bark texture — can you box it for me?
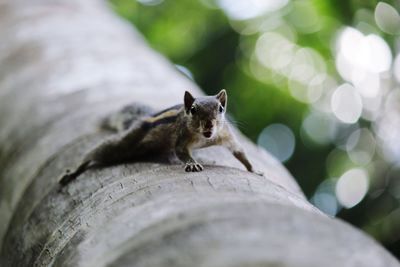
[0,0,398,266]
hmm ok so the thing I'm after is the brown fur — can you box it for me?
[59,90,259,186]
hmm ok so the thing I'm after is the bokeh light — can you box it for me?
[218,0,288,20]
[374,2,400,35]
[346,128,376,166]
[255,32,295,72]
[331,83,362,124]
[257,123,295,163]
[375,89,400,164]
[301,111,336,146]
[336,168,369,209]
[311,179,341,217]
[286,1,321,34]
[336,27,392,76]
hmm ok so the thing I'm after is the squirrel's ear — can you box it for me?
[184,91,195,110]
[216,89,227,108]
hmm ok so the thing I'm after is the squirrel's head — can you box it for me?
[184,89,227,139]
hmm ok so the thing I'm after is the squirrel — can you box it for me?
[59,89,260,186]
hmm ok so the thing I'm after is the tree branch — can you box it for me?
[0,0,398,266]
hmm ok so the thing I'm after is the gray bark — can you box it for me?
[0,0,398,266]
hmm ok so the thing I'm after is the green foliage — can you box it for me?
[224,65,306,139]
[110,0,227,61]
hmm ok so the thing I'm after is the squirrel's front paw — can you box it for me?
[185,162,203,172]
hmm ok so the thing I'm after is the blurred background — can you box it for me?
[109,0,400,258]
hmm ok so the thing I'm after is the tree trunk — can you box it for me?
[0,0,398,266]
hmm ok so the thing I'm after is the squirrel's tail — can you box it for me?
[100,103,154,132]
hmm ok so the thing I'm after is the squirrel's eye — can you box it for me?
[190,106,197,115]
[219,105,224,113]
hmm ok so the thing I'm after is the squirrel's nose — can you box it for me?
[205,120,213,129]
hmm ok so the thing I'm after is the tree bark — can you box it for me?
[0,0,398,266]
